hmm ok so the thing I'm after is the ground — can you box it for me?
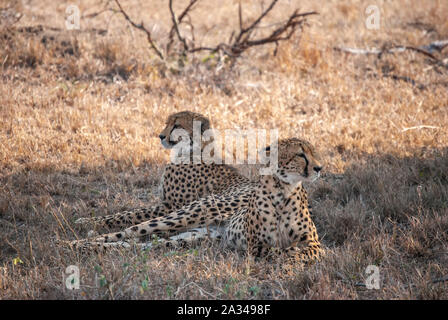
[0,0,447,299]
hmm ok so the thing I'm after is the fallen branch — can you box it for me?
[334,40,448,63]
[82,0,115,19]
[401,125,440,132]
[421,40,448,53]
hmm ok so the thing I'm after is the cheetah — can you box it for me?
[75,111,251,231]
[68,138,324,263]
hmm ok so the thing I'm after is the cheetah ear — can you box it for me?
[259,144,277,163]
[199,117,210,133]
[259,145,271,161]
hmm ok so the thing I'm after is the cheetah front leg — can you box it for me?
[288,241,323,263]
[246,179,323,263]
[273,231,323,264]
[248,238,323,264]
[247,217,323,263]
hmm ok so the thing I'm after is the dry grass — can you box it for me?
[1,0,448,299]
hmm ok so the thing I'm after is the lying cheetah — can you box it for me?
[68,138,323,263]
[76,111,250,230]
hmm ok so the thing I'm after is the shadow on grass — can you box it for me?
[311,147,448,256]
[1,147,447,299]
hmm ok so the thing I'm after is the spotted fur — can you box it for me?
[69,127,324,263]
[75,111,249,230]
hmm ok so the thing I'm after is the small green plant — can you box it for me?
[166,285,174,298]
[98,275,107,287]
[187,248,199,256]
[94,265,107,288]
[151,234,160,246]
[249,286,260,296]
[141,276,149,291]
[163,250,179,257]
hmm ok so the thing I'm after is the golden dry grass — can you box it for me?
[0,0,447,299]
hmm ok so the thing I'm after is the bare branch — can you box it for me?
[167,0,199,54]
[238,1,243,32]
[112,0,317,62]
[229,10,318,57]
[114,0,164,60]
[171,0,317,59]
[177,0,199,23]
[168,0,188,52]
[82,0,114,19]
[235,0,279,44]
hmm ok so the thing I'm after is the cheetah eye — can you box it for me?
[297,153,309,165]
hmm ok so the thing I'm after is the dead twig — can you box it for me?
[166,0,198,52]
[334,40,448,63]
[114,0,164,60]
[82,0,115,19]
[167,0,199,54]
[82,8,114,19]
[234,0,279,46]
[400,45,438,61]
[401,125,440,132]
[227,3,318,57]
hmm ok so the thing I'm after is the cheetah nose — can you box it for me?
[313,166,322,173]
[159,134,166,140]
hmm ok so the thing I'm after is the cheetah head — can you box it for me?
[262,138,323,184]
[159,111,211,149]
